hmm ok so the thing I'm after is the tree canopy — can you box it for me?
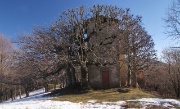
[0,5,157,101]
[19,5,156,88]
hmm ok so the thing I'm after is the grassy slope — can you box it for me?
[52,88,158,103]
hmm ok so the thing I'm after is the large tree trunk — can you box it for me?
[14,87,16,100]
[66,66,72,87]
[24,83,30,97]
[131,59,137,87]
[70,65,76,86]
[19,85,22,99]
[127,50,131,87]
[10,89,13,101]
[131,44,137,88]
[127,64,131,87]
[131,70,137,87]
[25,89,29,97]
[80,65,89,89]
[66,63,77,87]
[43,81,49,92]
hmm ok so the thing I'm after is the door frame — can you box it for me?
[101,69,110,89]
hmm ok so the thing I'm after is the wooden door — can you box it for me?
[102,71,110,88]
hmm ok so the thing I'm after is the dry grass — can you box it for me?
[52,88,157,103]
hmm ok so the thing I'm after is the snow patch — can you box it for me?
[128,98,180,108]
[1,89,180,109]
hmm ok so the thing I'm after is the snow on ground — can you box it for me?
[0,89,180,109]
[128,98,180,108]
[5,88,50,102]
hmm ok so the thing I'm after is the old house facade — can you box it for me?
[85,16,126,89]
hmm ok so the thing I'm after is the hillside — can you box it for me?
[0,88,180,109]
[52,88,157,102]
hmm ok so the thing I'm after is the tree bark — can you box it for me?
[44,82,49,92]
[66,63,77,87]
[24,83,30,97]
[81,65,89,89]
[10,89,13,101]
[131,70,137,87]
[127,63,131,87]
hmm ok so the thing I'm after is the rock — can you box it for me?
[120,102,128,107]
[87,100,97,104]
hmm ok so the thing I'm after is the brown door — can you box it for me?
[102,71,110,88]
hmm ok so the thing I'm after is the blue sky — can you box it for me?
[0,0,176,58]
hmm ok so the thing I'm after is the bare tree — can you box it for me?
[19,5,126,89]
[19,5,156,90]
[165,0,180,41]
[119,10,156,87]
[0,34,18,101]
[145,60,173,97]
[0,34,16,75]
[162,48,180,98]
[54,5,156,88]
[19,28,74,89]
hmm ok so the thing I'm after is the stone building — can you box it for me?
[85,16,126,89]
[88,55,125,89]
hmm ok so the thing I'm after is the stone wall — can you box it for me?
[88,64,120,89]
[86,16,124,89]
